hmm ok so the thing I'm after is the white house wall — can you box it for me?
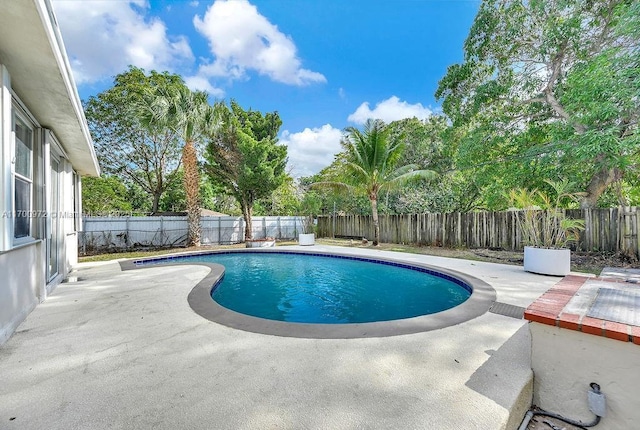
[530,323,640,429]
[0,64,80,345]
[62,153,77,273]
[0,241,44,345]
[0,0,99,176]
[0,65,13,251]
[0,0,98,346]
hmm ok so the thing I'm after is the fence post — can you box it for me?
[332,202,336,238]
[81,217,86,255]
[125,216,130,248]
[620,206,640,259]
[635,207,640,259]
[634,207,640,259]
[277,216,281,239]
[76,209,638,255]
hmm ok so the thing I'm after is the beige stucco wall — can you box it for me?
[0,241,45,344]
[530,322,640,429]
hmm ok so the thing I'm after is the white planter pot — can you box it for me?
[523,246,571,276]
[298,233,315,246]
[245,239,275,248]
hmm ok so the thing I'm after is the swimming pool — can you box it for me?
[128,249,496,338]
[149,252,471,323]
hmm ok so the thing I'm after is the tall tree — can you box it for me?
[84,66,183,213]
[205,101,288,240]
[156,170,225,213]
[436,0,639,208]
[300,169,372,216]
[320,119,436,245]
[82,176,132,215]
[383,116,480,213]
[139,85,218,246]
[256,177,301,216]
[388,115,452,172]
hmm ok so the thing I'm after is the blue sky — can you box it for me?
[51,0,480,177]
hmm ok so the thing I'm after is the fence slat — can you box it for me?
[317,207,639,258]
[80,216,306,253]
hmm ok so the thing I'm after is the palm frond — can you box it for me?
[384,168,438,191]
[310,180,354,193]
[343,161,370,181]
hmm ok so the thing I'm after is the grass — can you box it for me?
[79,241,299,263]
[79,244,241,262]
[79,237,615,275]
[78,238,424,263]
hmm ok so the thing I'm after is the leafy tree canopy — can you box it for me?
[436,0,640,208]
[205,100,288,239]
[388,115,453,172]
[382,116,483,213]
[137,83,218,246]
[255,177,301,216]
[315,119,436,244]
[84,66,185,213]
[82,176,132,215]
[300,169,372,215]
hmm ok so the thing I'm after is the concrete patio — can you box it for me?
[0,245,564,430]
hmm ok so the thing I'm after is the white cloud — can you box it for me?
[184,75,225,98]
[347,96,433,125]
[52,0,194,84]
[280,124,343,178]
[192,0,326,86]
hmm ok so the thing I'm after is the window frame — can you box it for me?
[12,109,35,245]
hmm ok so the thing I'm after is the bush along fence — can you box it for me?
[79,216,306,255]
[317,207,640,258]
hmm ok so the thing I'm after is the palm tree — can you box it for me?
[324,119,436,246]
[138,85,218,247]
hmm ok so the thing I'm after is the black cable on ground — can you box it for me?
[531,408,600,429]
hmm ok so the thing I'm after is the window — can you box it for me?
[14,115,33,239]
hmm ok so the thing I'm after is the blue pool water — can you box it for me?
[145,252,471,324]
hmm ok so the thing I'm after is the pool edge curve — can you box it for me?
[119,248,497,339]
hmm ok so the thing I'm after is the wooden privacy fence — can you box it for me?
[317,207,640,258]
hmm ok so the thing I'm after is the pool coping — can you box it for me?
[524,275,640,344]
[119,248,497,339]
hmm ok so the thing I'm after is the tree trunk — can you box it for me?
[580,164,621,209]
[183,140,200,246]
[242,201,253,240]
[370,195,380,246]
[151,191,161,214]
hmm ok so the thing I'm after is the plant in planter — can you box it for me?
[297,192,321,246]
[245,237,276,248]
[509,179,585,276]
[298,215,316,246]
